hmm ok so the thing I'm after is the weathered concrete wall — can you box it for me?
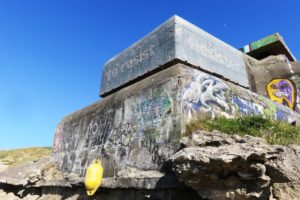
[100,16,176,97]
[100,15,249,97]
[290,73,300,111]
[180,65,300,125]
[245,55,300,112]
[174,17,249,87]
[53,64,185,177]
[53,64,300,177]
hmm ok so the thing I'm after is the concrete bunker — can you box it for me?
[52,15,300,178]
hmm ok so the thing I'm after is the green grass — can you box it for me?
[186,115,300,145]
[0,147,52,166]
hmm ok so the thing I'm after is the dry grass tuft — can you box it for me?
[186,115,300,146]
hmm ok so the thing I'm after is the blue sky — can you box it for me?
[0,0,299,149]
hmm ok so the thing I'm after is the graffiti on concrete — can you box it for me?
[181,74,230,119]
[53,124,63,152]
[102,85,175,169]
[181,70,299,124]
[103,122,135,162]
[267,79,296,109]
[53,81,178,176]
[54,66,300,177]
[84,113,114,150]
[290,75,300,111]
[131,85,174,143]
[108,123,133,147]
[250,34,278,50]
[132,95,171,127]
[106,45,156,81]
[232,96,264,116]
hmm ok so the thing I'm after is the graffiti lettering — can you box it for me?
[106,45,156,81]
[267,79,296,110]
[176,27,242,70]
[132,95,171,126]
[85,115,113,149]
[140,139,170,165]
[181,71,298,123]
[109,123,134,147]
[232,97,263,115]
[181,74,230,119]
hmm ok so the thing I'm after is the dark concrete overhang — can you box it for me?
[240,33,296,62]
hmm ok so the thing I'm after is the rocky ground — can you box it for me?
[1,130,300,199]
[0,157,199,200]
[172,130,300,200]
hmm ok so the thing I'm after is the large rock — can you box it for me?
[0,189,19,200]
[270,182,300,200]
[171,130,300,199]
[0,157,65,187]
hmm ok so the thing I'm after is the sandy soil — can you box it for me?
[0,162,8,172]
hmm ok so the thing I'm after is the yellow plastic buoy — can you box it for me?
[84,159,104,196]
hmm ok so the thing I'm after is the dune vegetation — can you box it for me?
[0,147,51,166]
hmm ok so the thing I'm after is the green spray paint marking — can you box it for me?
[250,34,278,50]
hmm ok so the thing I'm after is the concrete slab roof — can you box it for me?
[100,15,250,97]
